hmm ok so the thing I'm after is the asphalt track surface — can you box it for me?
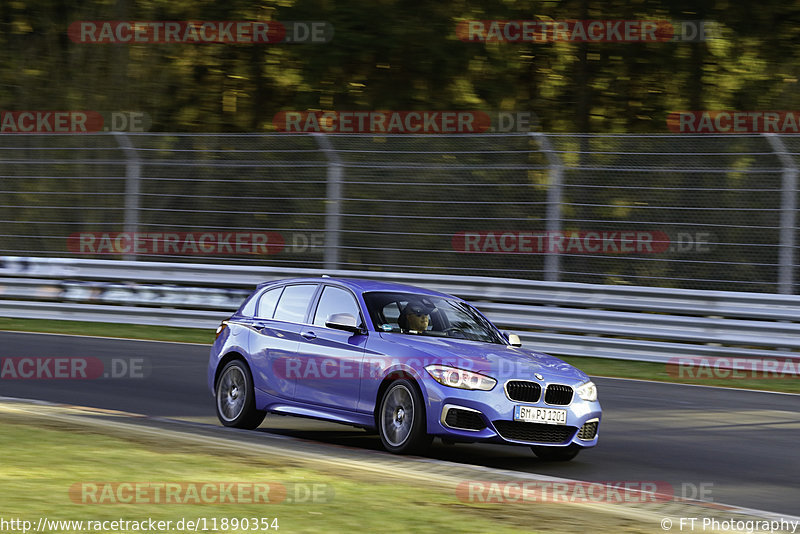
[1,330,798,516]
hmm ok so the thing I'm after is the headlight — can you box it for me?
[425,365,496,391]
[576,380,597,402]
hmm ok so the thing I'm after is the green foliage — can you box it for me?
[1,0,798,132]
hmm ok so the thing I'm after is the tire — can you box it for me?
[215,360,266,429]
[377,379,432,454]
[531,444,582,461]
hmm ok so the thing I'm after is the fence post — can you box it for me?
[764,133,797,294]
[312,133,342,270]
[531,132,563,282]
[114,132,140,261]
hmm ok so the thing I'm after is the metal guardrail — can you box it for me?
[1,257,798,370]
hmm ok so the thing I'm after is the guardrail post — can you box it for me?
[764,133,797,294]
[312,133,342,270]
[531,132,563,282]
[114,132,141,261]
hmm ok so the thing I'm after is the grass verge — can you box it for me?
[0,317,213,344]
[0,317,797,394]
[0,409,659,534]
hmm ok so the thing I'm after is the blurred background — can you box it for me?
[3,1,798,131]
[0,1,798,293]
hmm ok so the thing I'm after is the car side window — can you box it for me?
[381,302,402,328]
[239,292,259,317]
[272,284,317,323]
[255,287,282,319]
[313,286,361,327]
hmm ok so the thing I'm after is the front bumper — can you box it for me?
[424,378,601,448]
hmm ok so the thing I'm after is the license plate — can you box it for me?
[514,405,567,425]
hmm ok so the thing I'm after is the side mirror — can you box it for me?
[506,333,522,347]
[326,313,365,334]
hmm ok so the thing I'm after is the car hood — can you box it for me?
[378,333,588,383]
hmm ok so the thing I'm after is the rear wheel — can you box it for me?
[378,379,431,454]
[215,360,266,429]
[531,444,582,461]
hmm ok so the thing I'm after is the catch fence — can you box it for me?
[0,132,796,293]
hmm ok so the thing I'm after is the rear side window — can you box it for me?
[273,284,317,323]
[313,286,362,327]
[239,291,259,317]
[256,287,282,319]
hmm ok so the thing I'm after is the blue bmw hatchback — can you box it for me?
[208,278,601,460]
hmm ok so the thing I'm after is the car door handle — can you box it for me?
[301,330,317,340]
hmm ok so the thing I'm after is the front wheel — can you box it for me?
[215,360,266,429]
[531,444,582,461]
[378,379,431,454]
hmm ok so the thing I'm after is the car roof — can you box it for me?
[256,277,458,299]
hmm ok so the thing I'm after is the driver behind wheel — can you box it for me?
[399,301,432,333]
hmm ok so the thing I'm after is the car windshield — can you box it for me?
[363,291,506,344]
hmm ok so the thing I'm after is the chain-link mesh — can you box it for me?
[0,132,797,293]
[329,134,550,276]
[548,134,791,292]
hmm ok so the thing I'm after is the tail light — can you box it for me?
[214,320,230,340]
